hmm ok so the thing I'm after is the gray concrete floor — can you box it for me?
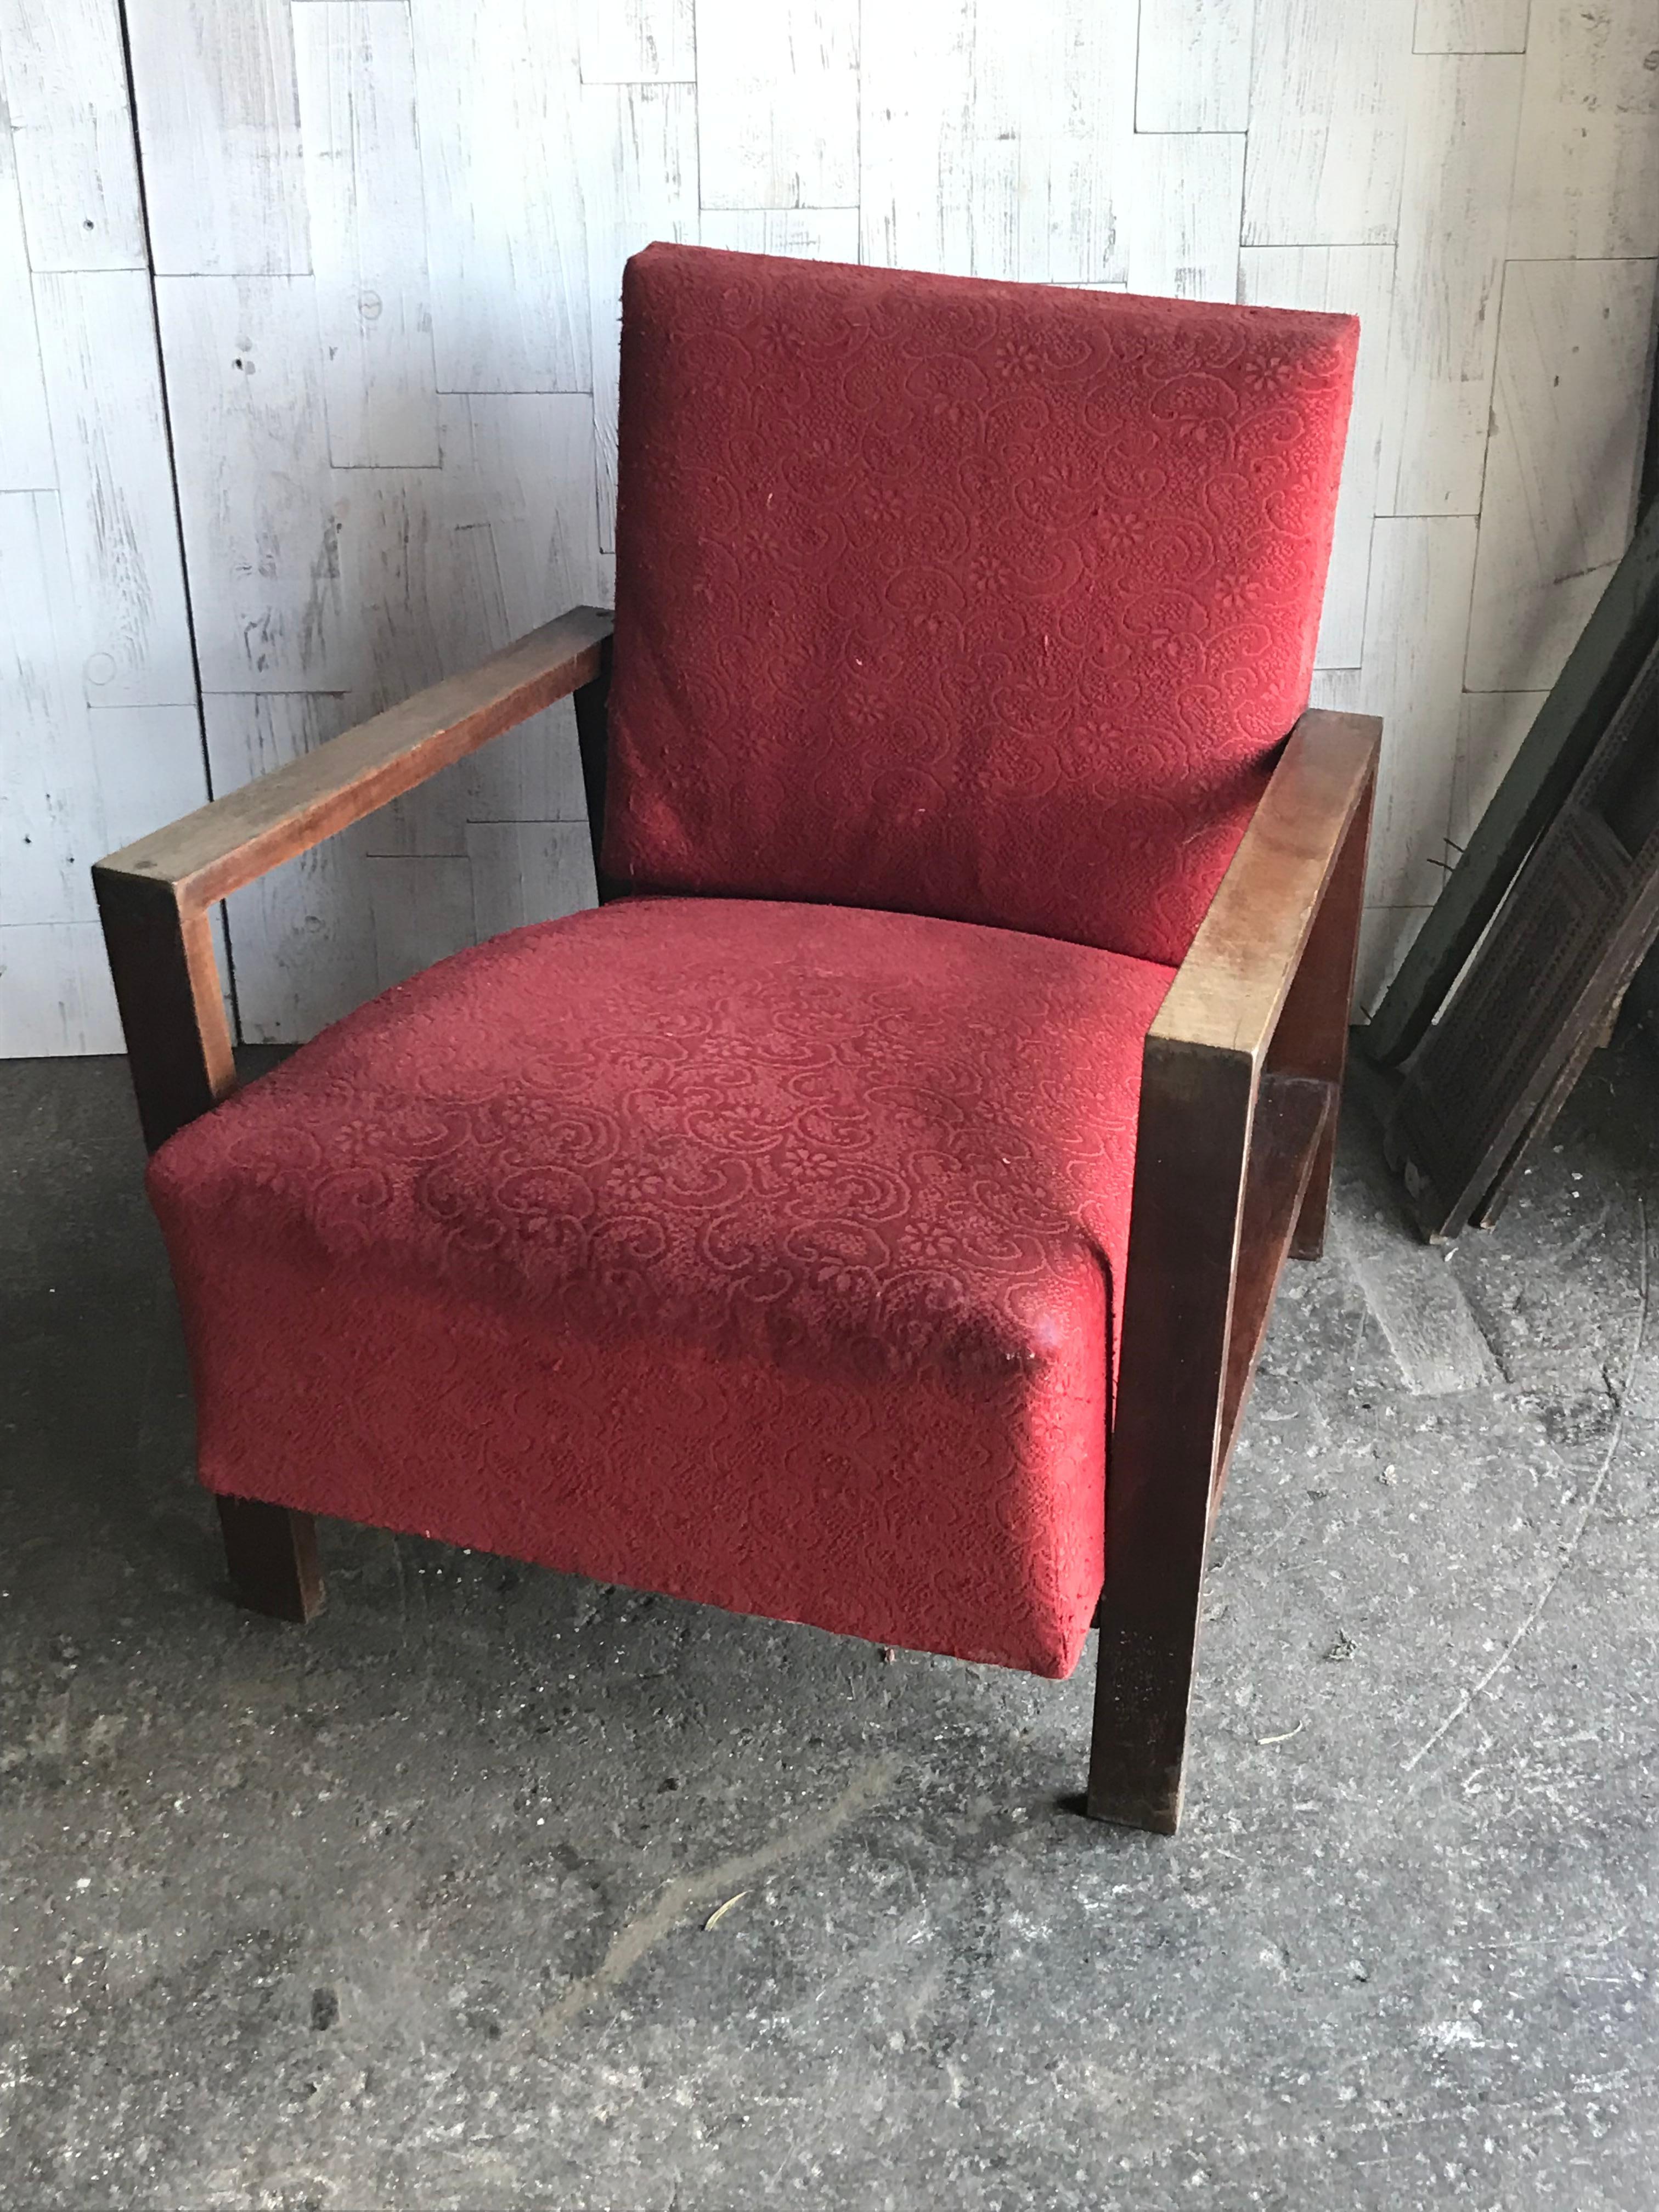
[4,1040,1659,2211]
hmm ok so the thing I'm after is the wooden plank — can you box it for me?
[1356,905,1432,1015]
[1124,133,1245,303]
[93,868,234,1147]
[154,273,347,693]
[1242,0,1414,247]
[0,119,55,490]
[409,0,587,392]
[1451,690,1546,851]
[581,83,697,555]
[1508,0,1659,256]
[1466,258,1656,692]
[1375,54,1523,518]
[1413,0,1530,50]
[96,609,612,906]
[858,0,978,275]
[365,854,474,992]
[699,209,860,260]
[291,1,439,468]
[1349,1246,1503,1391]
[1239,246,1395,670]
[1353,516,1479,909]
[0,0,145,270]
[32,270,197,708]
[576,0,694,83]
[1136,0,1255,132]
[465,821,596,942]
[696,0,859,211]
[0,491,103,926]
[89,703,210,853]
[0,922,122,1054]
[125,0,310,276]
[1368,497,1659,1064]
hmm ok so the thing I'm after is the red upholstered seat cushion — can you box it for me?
[605,244,1356,969]
[149,899,1175,1678]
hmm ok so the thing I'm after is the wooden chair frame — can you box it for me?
[93,603,1377,1833]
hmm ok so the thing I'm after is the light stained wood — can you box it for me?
[465,820,596,942]
[202,691,377,1042]
[366,854,474,992]
[577,0,695,84]
[1136,0,1255,132]
[1508,0,1659,256]
[1413,0,1529,50]
[1239,245,1395,670]
[291,2,439,469]
[0,491,103,926]
[1355,515,1479,908]
[0,922,121,1053]
[1465,259,1657,692]
[582,82,698,554]
[0,0,145,270]
[125,0,310,276]
[1451,689,1545,849]
[409,0,588,393]
[1125,133,1245,302]
[32,271,196,708]
[699,209,860,261]
[0,121,55,490]
[696,0,860,212]
[1243,0,1414,247]
[1375,54,1523,518]
[155,274,347,693]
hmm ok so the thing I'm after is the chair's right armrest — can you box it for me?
[93,605,613,1153]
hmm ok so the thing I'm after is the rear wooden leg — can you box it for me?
[216,1495,324,1622]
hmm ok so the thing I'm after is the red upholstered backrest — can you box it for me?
[604,245,1356,969]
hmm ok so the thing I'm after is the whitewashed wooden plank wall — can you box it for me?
[2,0,1656,1053]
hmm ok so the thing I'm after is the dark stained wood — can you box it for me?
[573,630,613,893]
[1087,707,1380,1832]
[95,607,613,910]
[92,868,235,1154]
[216,1496,324,1623]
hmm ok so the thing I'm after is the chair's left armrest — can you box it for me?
[93,605,613,1152]
[1152,707,1380,1068]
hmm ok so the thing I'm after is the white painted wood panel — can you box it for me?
[859,0,977,275]
[409,0,588,392]
[1451,689,1545,849]
[696,0,860,211]
[0,492,103,925]
[1355,907,1433,1019]
[582,82,698,553]
[1465,258,1657,692]
[1239,245,1396,669]
[699,209,861,261]
[291,2,439,469]
[0,0,145,270]
[577,0,695,85]
[1375,53,1523,517]
[466,821,595,942]
[32,270,197,707]
[1355,515,1479,909]
[1413,0,1530,50]
[125,0,310,276]
[1243,0,1414,247]
[1137,0,1256,132]
[1124,134,1245,301]
[0,923,121,1053]
[366,855,474,992]
[0,121,55,489]
[156,274,349,693]
[88,704,208,853]
[1509,0,1659,256]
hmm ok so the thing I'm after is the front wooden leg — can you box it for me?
[216,1496,324,1622]
[1088,1043,1252,1831]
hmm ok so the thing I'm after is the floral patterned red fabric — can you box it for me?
[605,244,1356,969]
[149,900,1175,1678]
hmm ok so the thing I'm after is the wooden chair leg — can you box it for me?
[1087,1043,1254,1831]
[216,1495,324,1622]
[1275,790,1373,1262]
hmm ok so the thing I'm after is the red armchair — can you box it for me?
[94,246,1376,1833]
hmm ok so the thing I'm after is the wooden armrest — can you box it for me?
[93,606,612,911]
[93,605,613,1153]
[1153,707,1380,1064]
